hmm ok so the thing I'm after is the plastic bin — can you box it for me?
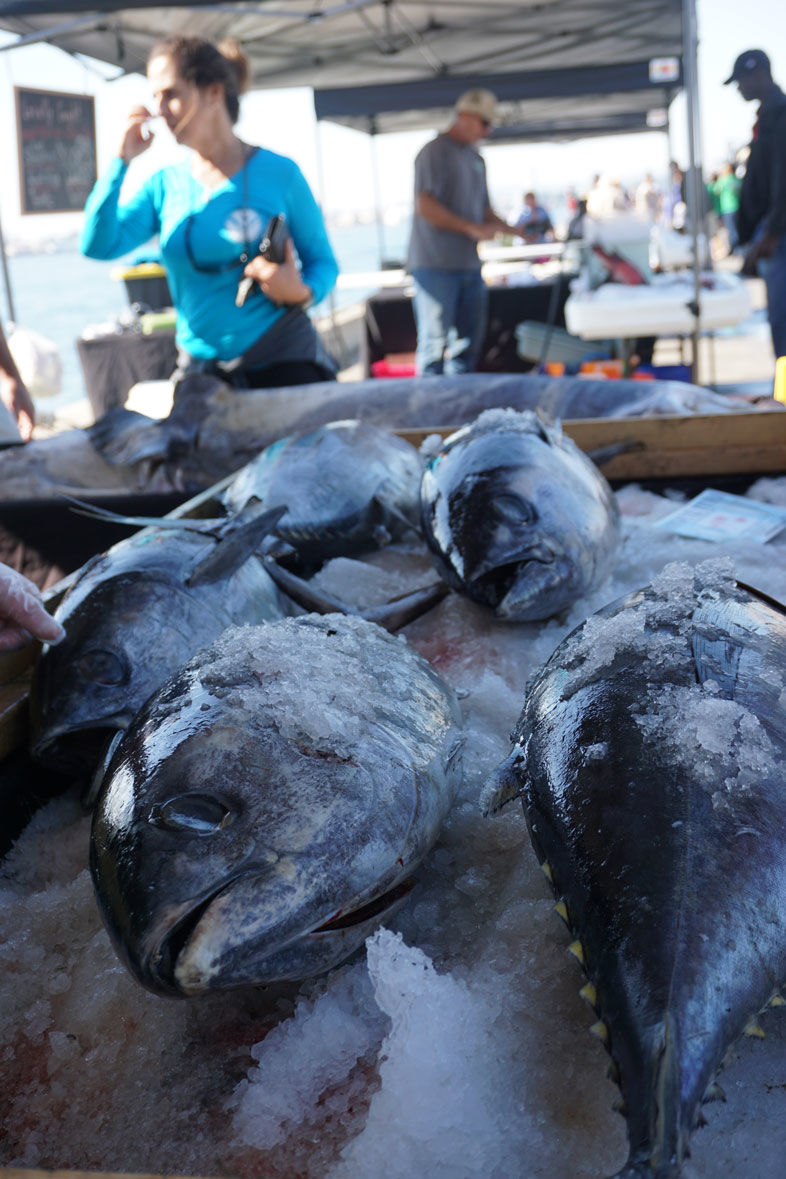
[515,321,594,365]
[371,354,417,378]
[111,262,172,311]
[636,364,692,383]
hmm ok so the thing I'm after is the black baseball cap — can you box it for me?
[724,49,771,84]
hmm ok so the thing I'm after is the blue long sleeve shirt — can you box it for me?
[80,149,339,361]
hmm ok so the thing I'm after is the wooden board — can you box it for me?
[396,410,786,481]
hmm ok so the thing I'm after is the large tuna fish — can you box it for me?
[483,558,786,1178]
[29,507,288,776]
[90,613,463,996]
[222,419,422,570]
[420,408,619,620]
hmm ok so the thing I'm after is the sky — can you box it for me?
[0,0,785,245]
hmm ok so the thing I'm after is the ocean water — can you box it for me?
[1,220,411,416]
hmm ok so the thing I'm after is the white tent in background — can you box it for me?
[0,0,706,369]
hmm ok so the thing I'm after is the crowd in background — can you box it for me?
[509,159,744,260]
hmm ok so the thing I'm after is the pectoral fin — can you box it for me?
[188,505,288,586]
[480,746,528,816]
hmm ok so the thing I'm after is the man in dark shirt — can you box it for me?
[725,49,786,359]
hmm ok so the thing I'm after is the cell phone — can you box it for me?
[235,214,288,307]
[261,214,288,264]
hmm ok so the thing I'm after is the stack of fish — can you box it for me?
[17,407,786,1178]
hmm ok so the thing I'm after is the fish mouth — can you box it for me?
[30,717,132,777]
[309,877,415,934]
[468,549,572,619]
[150,874,417,996]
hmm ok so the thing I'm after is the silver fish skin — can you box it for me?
[222,419,423,569]
[420,408,620,621]
[30,517,289,775]
[90,613,463,997]
[483,558,786,1179]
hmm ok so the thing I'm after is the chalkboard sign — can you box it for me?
[15,86,97,215]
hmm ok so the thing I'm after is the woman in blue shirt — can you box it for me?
[81,35,339,388]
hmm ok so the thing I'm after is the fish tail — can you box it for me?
[610,1015,690,1179]
[609,1158,683,1179]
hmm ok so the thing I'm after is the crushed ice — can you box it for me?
[5,479,786,1177]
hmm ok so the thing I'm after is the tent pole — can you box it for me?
[682,0,704,384]
[0,202,16,324]
[369,117,387,268]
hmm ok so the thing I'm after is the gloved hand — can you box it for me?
[0,564,65,652]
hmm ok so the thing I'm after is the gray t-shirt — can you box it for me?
[406,133,490,271]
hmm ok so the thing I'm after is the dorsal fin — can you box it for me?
[187,505,287,586]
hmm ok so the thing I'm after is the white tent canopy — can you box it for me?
[0,1,684,141]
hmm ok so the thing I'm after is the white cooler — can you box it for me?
[564,271,752,340]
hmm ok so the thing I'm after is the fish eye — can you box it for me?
[492,494,536,524]
[149,793,236,834]
[78,649,127,686]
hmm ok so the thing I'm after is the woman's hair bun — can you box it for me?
[218,38,250,95]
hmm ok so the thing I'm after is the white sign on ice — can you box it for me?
[655,489,786,544]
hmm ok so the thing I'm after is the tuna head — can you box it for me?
[90,615,463,996]
[30,571,227,775]
[420,409,620,621]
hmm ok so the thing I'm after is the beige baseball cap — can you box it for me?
[455,87,498,125]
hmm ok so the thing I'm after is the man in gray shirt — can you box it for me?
[406,88,516,374]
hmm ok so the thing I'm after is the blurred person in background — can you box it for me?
[709,162,742,254]
[81,35,338,388]
[514,191,554,243]
[662,161,686,231]
[725,48,786,358]
[406,88,518,375]
[634,173,662,222]
[0,320,35,441]
[586,174,629,218]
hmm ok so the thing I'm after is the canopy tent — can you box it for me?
[312,60,679,140]
[0,1,683,142]
[0,1,707,374]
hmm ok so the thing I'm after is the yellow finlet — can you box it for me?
[744,1020,766,1038]
[775,355,786,404]
[607,1060,620,1084]
[567,939,584,965]
[541,861,553,882]
[579,982,597,1007]
[589,1020,609,1043]
[554,899,569,924]
[768,992,786,1007]
[703,1082,726,1104]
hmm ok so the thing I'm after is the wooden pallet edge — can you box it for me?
[395,411,786,479]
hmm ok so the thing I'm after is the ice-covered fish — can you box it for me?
[222,419,422,570]
[420,408,620,620]
[90,613,463,996]
[29,507,289,776]
[483,559,786,1178]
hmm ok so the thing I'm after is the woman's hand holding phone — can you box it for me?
[118,106,156,164]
